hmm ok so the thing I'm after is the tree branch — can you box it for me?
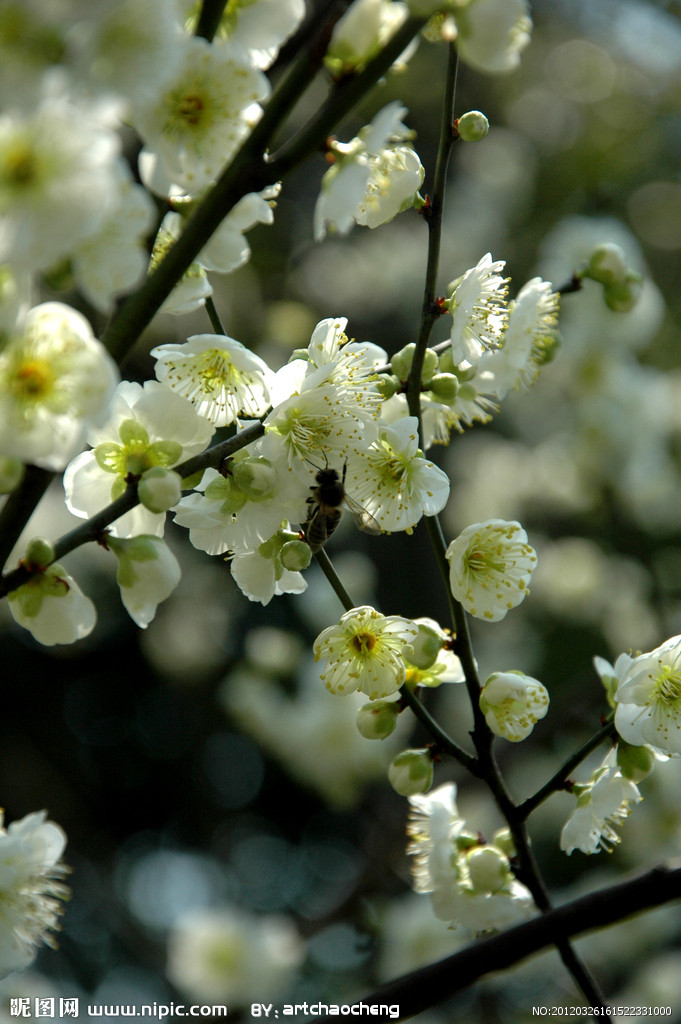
[311,863,681,1022]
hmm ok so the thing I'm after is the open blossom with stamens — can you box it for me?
[446,519,537,622]
[131,35,270,193]
[448,253,509,365]
[313,606,418,700]
[0,810,70,977]
[0,302,118,471]
[479,671,549,742]
[560,756,642,855]
[613,634,681,756]
[479,278,560,399]
[345,417,450,532]
[152,334,275,426]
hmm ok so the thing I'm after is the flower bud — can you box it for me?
[107,535,181,629]
[138,467,183,513]
[466,845,510,894]
[377,374,401,400]
[280,539,312,572]
[616,740,656,783]
[0,456,24,494]
[231,458,277,500]
[357,700,400,739]
[391,343,416,381]
[456,110,490,142]
[603,274,642,313]
[427,372,460,402]
[420,347,440,384]
[388,749,433,796]
[407,619,446,670]
[24,537,55,569]
[584,243,629,286]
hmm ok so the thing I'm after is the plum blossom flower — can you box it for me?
[200,0,306,70]
[560,757,642,855]
[314,103,423,241]
[152,334,274,426]
[613,634,681,756]
[131,36,270,193]
[313,605,418,700]
[0,810,70,977]
[454,0,532,75]
[64,380,214,538]
[479,671,549,742]
[0,302,118,470]
[167,906,304,1005]
[407,783,534,932]
[345,417,450,532]
[8,563,96,647]
[107,535,182,628]
[0,74,121,272]
[230,529,308,605]
[446,519,537,622]
[447,253,509,365]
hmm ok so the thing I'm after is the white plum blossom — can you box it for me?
[64,380,214,538]
[613,635,681,756]
[173,456,308,556]
[70,161,157,314]
[107,535,182,628]
[454,0,532,75]
[314,103,423,241]
[0,74,121,272]
[167,906,304,1005]
[560,757,643,855]
[479,671,549,742]
[325,0,410,75]
[197,184,281,273]
[151,212,213,315]
[345,417,450,532]
[8,563,97,646]
[203,0,306,70]
[263,319,383,473]
[446,519,537,622]
[448,253,509,365]
[407,783,534,932]
[0,302,119,470]
[229,530,308,605]
[313,605,418,700]
[0,810,70,978]
[131,35,270,193]
[152,334,275,426]
[479,278,560,399]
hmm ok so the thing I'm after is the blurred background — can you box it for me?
[3,0,681,1020]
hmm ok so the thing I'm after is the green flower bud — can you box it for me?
[138,467,183,513]
[388,748,433,796]
[603,274,642,313]
[0,457,24,494]
[391,344,416,381]
[407,620,445,670]
[231,457,277,500]
[279,539,312,572]
[427,372,460,402]
[420,347,440,384]
[24,537,55,569]
[376,374,401,400]
[584,243,629,287]
[456,110,490,142]
[357,700,400,740]
[438,347,455,374]
[616,740,656,783]
[466,845,510,894]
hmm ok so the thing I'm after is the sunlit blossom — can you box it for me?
[446,519,537,622]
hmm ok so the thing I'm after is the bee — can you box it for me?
[304,463,381,553]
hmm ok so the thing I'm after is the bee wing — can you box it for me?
[342,494,382,536]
